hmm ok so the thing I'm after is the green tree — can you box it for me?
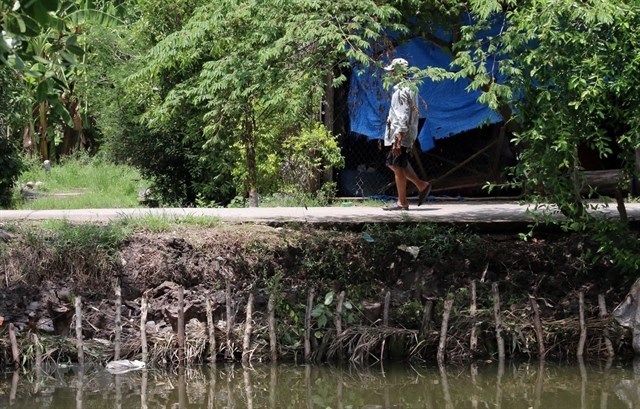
[2,0,120,160]
[452,0,640,271]
[93,0,226,206]
[128,0,401,206]
[0,67,26,208]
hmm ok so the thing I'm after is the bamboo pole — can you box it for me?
[304,288,315,363]
[177,286,185,366]
[114,280,122,360]
[492,282,505,361]
[9,323,19,369]
[529,294,546,359]
[419,300,433,339]
[140,291,149,363]
[75,296,84,365]
[437,299,454,366]
[598,294,615,358]
[383,291,391,326]
[268,292,277,362]
[242,293,254,364]
[470,281,478,355]
[577,291,587,357]
[206,295,216,364]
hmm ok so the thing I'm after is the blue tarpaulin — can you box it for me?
[348,37,503,152]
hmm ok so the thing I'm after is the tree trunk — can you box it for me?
[244,112,259,207]
[38,101,49,160]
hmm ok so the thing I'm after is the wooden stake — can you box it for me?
[492,282,505,361]
[598,294,615,358]
[177,286,185,366]
[419,300,434,339]
[383,291,391,326]
[268,292,277,362]
[114,279,122,360]
[335,291,345,336]
[33,333,42,375]
[577,290,587,357]
[470,281,478,355]
[8,323,19,369]
[304,288,315,363]
[335,291,346,360]
[242,293,254,364]
[225,278,233,361]
[75,296,84,365]
[140,291,149,363]
[529,294,546,359]
[437,299,454,366]
[206,294,216,364]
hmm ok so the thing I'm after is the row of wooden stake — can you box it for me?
[5,279,617,368]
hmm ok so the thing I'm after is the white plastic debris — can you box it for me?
[105,359,146,374]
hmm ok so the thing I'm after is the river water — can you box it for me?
[2,360,640,408]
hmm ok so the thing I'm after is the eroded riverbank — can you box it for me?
[0,221,636,367]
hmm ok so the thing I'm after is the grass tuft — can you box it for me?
[116,214,222,233]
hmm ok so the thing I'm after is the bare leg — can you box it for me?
[403,162,429,192]
[389,165,409,207]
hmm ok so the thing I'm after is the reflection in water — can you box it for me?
[2,360,640,408]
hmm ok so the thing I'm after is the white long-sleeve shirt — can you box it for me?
[384,84,419,147]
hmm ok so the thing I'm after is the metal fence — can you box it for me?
[337,123,511,198]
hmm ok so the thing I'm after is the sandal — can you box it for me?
[418,183,432,206]
[382,203,409,211]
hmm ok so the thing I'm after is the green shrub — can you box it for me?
[0,137,24,208]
